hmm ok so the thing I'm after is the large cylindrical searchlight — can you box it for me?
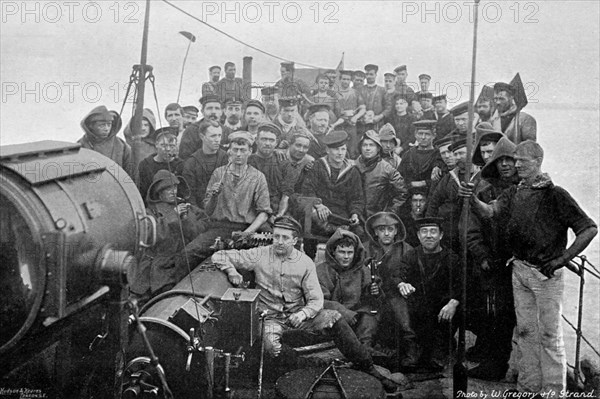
[0,141,153,358]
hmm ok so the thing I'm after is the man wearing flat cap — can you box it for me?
[355,130,407,217]
[201,65,221,97]
[364,212,417,367]
[182,105,199,129]
[419,92,436,120]
[432,94,456,139]
[222,98,244,137]
[330,70,366,159]
[464,136,520,380]
[243,99,266,142]
[212,216,399,393]
[393,217,462,370]
[393,65,416,102]
[358,64,388,135]
[180,130,272,266]
[489,82,537,144]
[449,101,470,138]
[399,120,444,191]
[273,96,308,148]
[415,73,432,99]
[302,130,365,236]
[426,138,479,254]
[306,103,332,159]
[179,94,226,160]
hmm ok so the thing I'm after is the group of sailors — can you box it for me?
[77,61,597,398]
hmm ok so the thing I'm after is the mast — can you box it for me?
[454,0,480,397]
[130,0,151,174]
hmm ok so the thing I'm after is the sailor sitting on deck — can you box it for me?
[211,216,399,393]
[316,229,384,355]
[393,217,461,371]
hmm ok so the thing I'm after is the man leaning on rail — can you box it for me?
[461,140,597,397]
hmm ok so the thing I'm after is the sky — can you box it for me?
[1,0,599,144]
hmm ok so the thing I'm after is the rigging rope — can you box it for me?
[160,0,328,70]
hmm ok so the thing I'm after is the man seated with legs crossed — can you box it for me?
[211,216,399,393]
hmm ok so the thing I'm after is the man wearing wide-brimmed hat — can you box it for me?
[129,170,206,300]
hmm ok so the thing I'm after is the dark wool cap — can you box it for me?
[384,72,396,78]
[307,103,331,116]
[449,139,467,152]
[493,82,515,95]
[415,217,444,230]
[260,86,279,96]
[245,99,266,113]
[200,94,221,107]
[472,129,505,166]
[225,97,243,106]
[433,135,457,148]
[229,131,255,146]
[418,92,433,99]
[394,65,407,73]
[370,212,401,228]
[353,70,366,77]
[183,105,199,115]
[257,121,282,137]
[364,64,379,72]
[481,136,517,179]
[432,94,447,103]
[155,126,178,140]
[278,97,298,107]
[322,130,348,148]
[450,101,469,117]
[419,74,431,80]
[413,120,437,132]
[273,215,303,234]
[280,61,295,69]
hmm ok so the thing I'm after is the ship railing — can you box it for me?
[563,254,600,385]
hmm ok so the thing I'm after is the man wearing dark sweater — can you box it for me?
[137,130,184,203]
[393,217,461,370]
[182,120,229,208]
